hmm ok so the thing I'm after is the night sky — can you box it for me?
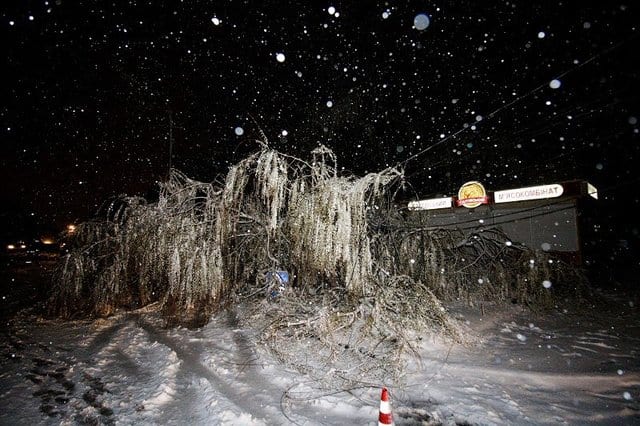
[2,1,639,249]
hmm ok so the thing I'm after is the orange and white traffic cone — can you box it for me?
[378,387,394,426]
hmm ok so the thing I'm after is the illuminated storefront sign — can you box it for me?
[494,184,563,204]
[408,197,453,211]
[408,181,593,211]
[456,181,488,208]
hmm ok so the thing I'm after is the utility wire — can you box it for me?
[396,34,636,171]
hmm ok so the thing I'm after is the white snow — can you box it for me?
[1,295,639,424]
[414,14,430,31]
[549,79,562,89]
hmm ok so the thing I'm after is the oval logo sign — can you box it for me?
[457,181,488,208]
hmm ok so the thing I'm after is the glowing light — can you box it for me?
[67,224,77,233]
[7,244,15,250]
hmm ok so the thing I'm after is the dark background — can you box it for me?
[2,1,638,280]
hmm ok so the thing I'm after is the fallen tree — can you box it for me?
[48,143,587,383]
[49,145,405,324]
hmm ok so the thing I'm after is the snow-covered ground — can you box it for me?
[1,266,639,425]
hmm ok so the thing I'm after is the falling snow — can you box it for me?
[413,13,431,30]
[2,3,640,421]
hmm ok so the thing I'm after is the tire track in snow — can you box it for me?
[135,313,288,424]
